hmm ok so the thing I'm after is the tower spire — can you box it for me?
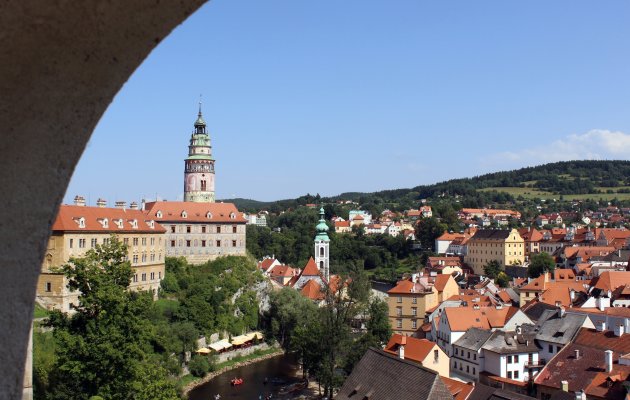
[198,94,203,116]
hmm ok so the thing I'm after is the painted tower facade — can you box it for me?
[184,104,215,203]
[314,207,330,282]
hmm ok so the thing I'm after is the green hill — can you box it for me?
[222,160,630,211]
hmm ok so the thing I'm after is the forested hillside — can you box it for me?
[223,160,630,213]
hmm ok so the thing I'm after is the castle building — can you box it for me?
[184,103,215,203]
[37,199,166,312]
[464,229,525,275]
[143,201,247,264]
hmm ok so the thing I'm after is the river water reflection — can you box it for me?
[188,354,306,400]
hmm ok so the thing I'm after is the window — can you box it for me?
[141,237,146,245]
[201,226,206,233]
[123,238,129,245]
[216,240,221,247]
[397,296,402,303]
[513,355,519,363]
[170,240,175,247]
[150,237,155,245]
[556,346,561,353]
[466,365,469,373]
[132,255,138,264]
[455,348,458,355]
[514,371,519,379]
[467,351,470,359]
[171,226,176,233]
[434,349,439,362]
[133,274,138,283]
[158,272,162,279]
[548,344,553,353]
[200,179,206,191]
[150,272,155,280]
[232,225,238,233]
[507,371,512,379]
[186,226,191,233]
[453,361,457,369]
[396,319,402,329]
[45,282,52,292]
[133,238,138,246]
[141,253,146,262]
[232,240,237,247]
[217,226,221,234]
[472,367,476,375]
[91,238,97,248]
[412,320,417,329]
[186,240,191,247]
[141,273,146,281]
[507,355,512,364]
[411,307,417,316]
[396,307,402,316]
[412,297,417,304]
[150,253,155,262]
[103,237,110,245]
[202,240,206,247]
[474,354,477,360]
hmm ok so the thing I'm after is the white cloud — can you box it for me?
[485,129,630,166]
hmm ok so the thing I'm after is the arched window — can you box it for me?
[320,247,324,256]
[320,261,324,269]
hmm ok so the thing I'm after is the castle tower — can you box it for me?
[314,207,330,282]
[184,102,215,202]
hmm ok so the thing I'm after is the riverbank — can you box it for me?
[180,347,285,397]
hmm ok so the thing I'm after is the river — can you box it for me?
[187,354,309,400]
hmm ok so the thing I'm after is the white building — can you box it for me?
[481,327,541,384]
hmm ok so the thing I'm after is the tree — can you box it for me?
[46,236,179,400]
[483,260,502,279]
[365,298,391,345]
[188,354,210,378]
[528,252,555,278]
[415,217,447,252]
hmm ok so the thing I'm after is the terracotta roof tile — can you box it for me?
[383,334,437,363]
[52,205,165,233]
[144,201,247,223]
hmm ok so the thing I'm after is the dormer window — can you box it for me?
[115,219,124,229]
[230,212,236,219]
[129,219,138,229]
[181,211,187,218]
[156,211,163,219]
[98,218,109,229]
[206,212,213,219]
[76,217,86,228]
[147,220,155,229]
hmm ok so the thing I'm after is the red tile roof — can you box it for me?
[593,271,630,292]
[301,257,320,276]
[434,274,454,292]
[258,258,277,272]
[52,205,166,233]
[300,279,324,300]
[383,334,437,363]
[440,377,474,400]
[144,201,247,223]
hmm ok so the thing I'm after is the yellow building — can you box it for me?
[464,229,525,275]
[37,201,167,312]
[387,274,459,336]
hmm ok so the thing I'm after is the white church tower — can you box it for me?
[314,207,330,282]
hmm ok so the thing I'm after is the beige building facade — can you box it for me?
[37,201,166,312]
[387,274,459,336]
[464,229,525,275]
[144,201,247,265]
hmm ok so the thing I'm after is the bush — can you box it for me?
[188,355,210,378]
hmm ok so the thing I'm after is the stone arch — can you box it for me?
[0,1,206,397]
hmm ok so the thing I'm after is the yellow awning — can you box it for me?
[195,348,211,354]
[230,334,249,346]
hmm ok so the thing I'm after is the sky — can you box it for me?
[64,0,630,204]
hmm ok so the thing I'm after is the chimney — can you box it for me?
[115,201,127,210]
[73,195,86,206]
[574,349,580,360]
[605,350,613,373]
[614,324,625,337]
[597,297,605,312]
[399,336,406,360]
[575,390,586,400]
[561,380,569,392]
[558,306,566,318]
[129,201,139,210]
[570,289,575,302]
[96,198,107,208]
[141,199,146,211]
[596,320,607,332]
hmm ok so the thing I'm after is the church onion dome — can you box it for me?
[315,207,330,241]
